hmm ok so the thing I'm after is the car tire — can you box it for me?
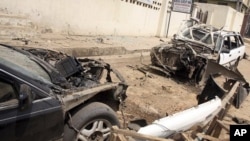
[63,102,120,141]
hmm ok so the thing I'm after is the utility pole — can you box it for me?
[166,0,172,37]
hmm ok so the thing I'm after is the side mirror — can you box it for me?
[221,48,230,53]
[19,84,33,110]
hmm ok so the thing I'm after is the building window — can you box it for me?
[218,2,228,6]
[198,0,207,3]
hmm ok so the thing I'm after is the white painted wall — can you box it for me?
[195,3,244,32]
[242,0,250,5]
[156,0,168,37]
[0,0,164,36]
[1,1,243,37]
[231,12,244,32]
[167,12,190,37]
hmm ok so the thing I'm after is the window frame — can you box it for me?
[0,74,19,111]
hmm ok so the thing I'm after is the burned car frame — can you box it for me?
[0,44,127,141]
[150,19,246,83]
[197,61,250,108]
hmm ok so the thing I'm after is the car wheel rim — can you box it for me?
[76,119,112,141]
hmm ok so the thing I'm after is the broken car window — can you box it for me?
[0,46,52,85]
[182,29,192,39]
[214,35,223,53]
[192,28,207,41]
[180,24,218,46]
[223,36,230,50]
[0,80,16,103]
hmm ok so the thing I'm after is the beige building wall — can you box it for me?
[242,0,249,5]
[156,0,191,37]
[195,3,244,32]
[167,12,191,37]
[195,0,250,13]
[231,12,244,32]
[0,0,166,36]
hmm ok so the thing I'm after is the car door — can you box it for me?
[0,70,64,141]
[218,35,244,67]
[218,36,230,66]
[234,35,245,59]
[228,35,244,62]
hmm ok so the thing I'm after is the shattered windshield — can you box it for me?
[181,28,218,45]
[0,45,52,84]
[178,20,219,46]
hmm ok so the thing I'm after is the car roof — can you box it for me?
[187,24,240,36]
[176,19,242,47]
[218,30,241,36]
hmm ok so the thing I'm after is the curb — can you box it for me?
[53,46,151,57]
[244,38,250,44]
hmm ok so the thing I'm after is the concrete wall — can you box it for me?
[0,0,165,36]
[156,0,168,37]
[231,12,244,32]
[167,12,190,37]
[241,0,249,7]
[195,3,244,32]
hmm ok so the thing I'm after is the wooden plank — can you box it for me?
[117,134,128,141]
[206,81,240,135]
[216,120,230,132]
[205,81,239,136]
[212,81,239,137]
[110,133,118,141]
[181,132,194,141]
[221,82,240,108]
[112,126,127,141]
[205,116,219,136]
[220,120,237,125]
[112,126,174,141]
[196,133,221,141]
[212,107,228,137]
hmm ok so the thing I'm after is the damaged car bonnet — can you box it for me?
[0,44,128,141]
[0,44,127,111]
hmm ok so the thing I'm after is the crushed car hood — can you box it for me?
[24,48,127,89]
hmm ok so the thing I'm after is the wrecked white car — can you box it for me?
[150,19,245,83]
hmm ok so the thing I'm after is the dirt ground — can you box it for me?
[89,47,250,140]
[94,53,200,123]
[2,31,250,140]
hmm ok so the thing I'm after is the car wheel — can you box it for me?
[64,102,120,141]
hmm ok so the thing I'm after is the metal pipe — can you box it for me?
[137,97,222,138]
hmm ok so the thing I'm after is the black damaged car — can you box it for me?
[0,44,127,141]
